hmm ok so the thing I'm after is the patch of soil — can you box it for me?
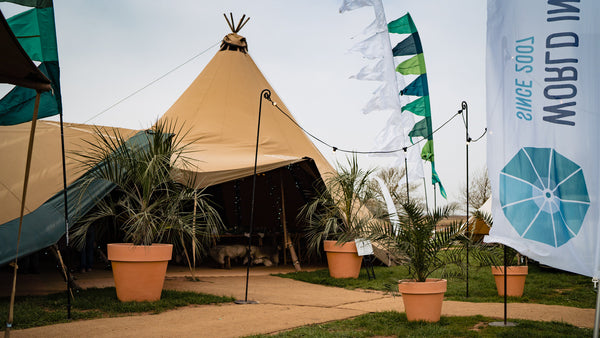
[469,321,488,331]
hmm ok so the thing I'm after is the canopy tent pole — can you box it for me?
[280,173,301,271]
[5,92,41,338]
[58,109,72,319]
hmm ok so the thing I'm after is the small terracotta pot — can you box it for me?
[398,278,447,322]
[491,265,528,297]
[323,240,362,279]
[107,243,173,302]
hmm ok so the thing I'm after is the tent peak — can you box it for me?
[221,13,249,53]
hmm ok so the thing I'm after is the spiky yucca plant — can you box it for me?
[299,155,384,256]
[71,119,223,261]
[368,202,464,282]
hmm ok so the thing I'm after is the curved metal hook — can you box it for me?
[261,88,272,102]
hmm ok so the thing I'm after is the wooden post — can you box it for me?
[50,245,77,297]
[6,92,41,338]
[280,174,301,271]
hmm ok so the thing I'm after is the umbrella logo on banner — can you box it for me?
[500,147,590,247]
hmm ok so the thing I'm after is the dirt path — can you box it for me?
[3,266,596,337]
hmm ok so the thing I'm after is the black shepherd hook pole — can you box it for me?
[236,88,271,305]
[489,244,516,327]
[463,100,471,298]
[403,147,410,204]
[59,110,72,319]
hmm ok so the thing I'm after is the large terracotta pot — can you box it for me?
[491,265,528,297]
[398,278,447,322]
[107,243,173,302]
[323,240,362,278]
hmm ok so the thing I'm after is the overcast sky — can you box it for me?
[1,0,488,207]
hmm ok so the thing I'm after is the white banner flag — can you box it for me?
[486,0,600,278]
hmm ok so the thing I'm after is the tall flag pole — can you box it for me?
[340,1,445,200]
[486,0,599,332]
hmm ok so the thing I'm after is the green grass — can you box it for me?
[248,311,592,337]
[0,287,234,330]
[275,263,596,308]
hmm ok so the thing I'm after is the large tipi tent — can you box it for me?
[0,20,337,264]
[157,25,336,241]
[159,30,334,187]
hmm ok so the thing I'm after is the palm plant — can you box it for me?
[71,119,223,264]
[367,202,464,282]
[299,155,384,256]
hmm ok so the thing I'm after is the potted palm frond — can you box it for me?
[299,155,382,278]
[72,119,223,301]
[471,210,528,297]
[367,202,463,322]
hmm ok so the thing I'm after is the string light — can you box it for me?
[263,93,477,155]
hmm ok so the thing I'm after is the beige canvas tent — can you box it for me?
[159,32,334,187]
[0,122,137,264]
[0,122,137,226]
[0,25,336,264]
[156,29,336,250]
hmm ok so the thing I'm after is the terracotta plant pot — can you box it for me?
[323,240,362,278]
[107,243,173,302]
[491,265,528,297]
[398,278,447,322]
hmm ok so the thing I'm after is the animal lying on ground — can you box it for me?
[251,245,280,267]
[209,244,247,269]
[210,244,280,269]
